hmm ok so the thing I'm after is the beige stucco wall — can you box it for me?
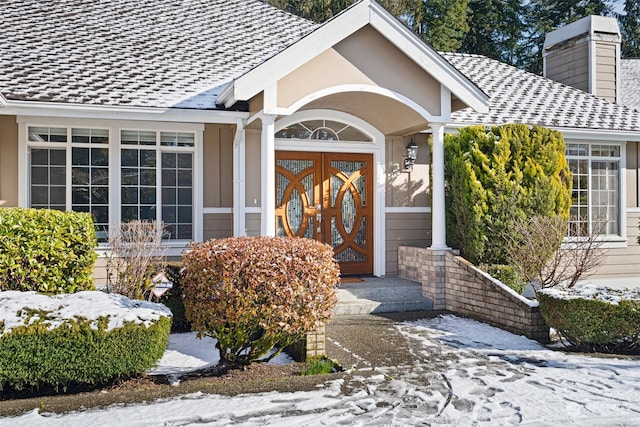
[0,115,18,206]
[245,128,261,208]
[203,212,233,240]
[385,134,430,207]
[595,42,617,102]
[545,37,590,93]
[386,212,431,274]
[203,123,234,208]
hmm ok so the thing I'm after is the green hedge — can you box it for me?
[0,208,97,293]
[538,287,640,353]
[0,291,171,391]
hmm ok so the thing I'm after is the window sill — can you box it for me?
[562,236,628,249]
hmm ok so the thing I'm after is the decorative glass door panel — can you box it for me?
[276,151,373,275]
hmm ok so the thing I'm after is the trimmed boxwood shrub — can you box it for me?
[538,287,640,353]
[0,208,97,294]
[0,291,171,391]
[182,236,340,369]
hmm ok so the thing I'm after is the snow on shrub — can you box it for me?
[538,286,640,353]
[181,236,340,368]
[0,291,172,391]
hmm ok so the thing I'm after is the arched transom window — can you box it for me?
[275,119,372,142]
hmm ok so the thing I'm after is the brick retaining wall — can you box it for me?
[398,246,549,342]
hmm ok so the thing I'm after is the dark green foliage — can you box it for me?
[0,316,171,391]
[182,236,340,369]
[405,0,469,51]
[301,357,340,376]
[460,0,525,66]
[444,124,571,266]
[158,262,191,333]
[483,264,526,294]
[0,208,97,294]
[620,0,640,57]
[538,290,640,353]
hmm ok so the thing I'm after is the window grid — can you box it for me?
[566,143,620,237]
[26,125,196,243]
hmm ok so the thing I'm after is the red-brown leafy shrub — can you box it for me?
[181,236,340,368]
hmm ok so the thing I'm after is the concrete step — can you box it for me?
[335,276,433,315]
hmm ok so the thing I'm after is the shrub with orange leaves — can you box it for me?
[181,236,340,368]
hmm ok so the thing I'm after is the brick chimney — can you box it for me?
[543,15,621,103]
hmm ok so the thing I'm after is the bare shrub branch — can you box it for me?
[105,220,167,300]
[504,215,608,291]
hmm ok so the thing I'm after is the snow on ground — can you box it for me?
[149,332,292,380]
[3,315,640,426]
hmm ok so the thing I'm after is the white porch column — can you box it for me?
[232,118,246,236]
[260,114,277,236]
[430,123,450,250]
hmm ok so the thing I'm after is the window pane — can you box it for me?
[91,148,109,166]
[72,167,89,186]
[161,132,194,147]
[72,148,89,166]
[121,130,156,146]
[50,166,66,186]
[161,152,192,240]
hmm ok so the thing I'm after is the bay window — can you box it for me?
[26,123,198,243]
[566,143,621,237]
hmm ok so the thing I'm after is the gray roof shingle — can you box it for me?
[443,52,640,132]
[2,1,639,134]
[621,58,640,112]
[0,0,316,109]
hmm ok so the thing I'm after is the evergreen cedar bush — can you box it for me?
[181,236,340,369]
[538,289,640,353]
[0,297,171,391]
[0,208,97,293]
[444,124,571,266]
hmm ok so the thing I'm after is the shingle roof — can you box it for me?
[443,52,640,132]
[0,0,316,109]
[621,58,640,112]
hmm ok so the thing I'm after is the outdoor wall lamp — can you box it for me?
[404,138,418,172]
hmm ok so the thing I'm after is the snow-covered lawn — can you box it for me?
[3,315,640,426]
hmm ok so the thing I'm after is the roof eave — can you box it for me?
[0,99,249,124]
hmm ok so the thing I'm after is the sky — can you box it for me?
[3,314,639,426]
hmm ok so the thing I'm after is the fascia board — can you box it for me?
[368,4,489,114]
[0,93,6,108]
[0,100,248,124]
[228,3,371,104]
[445,122,640,142]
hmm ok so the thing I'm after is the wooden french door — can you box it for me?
[275,151,373,275]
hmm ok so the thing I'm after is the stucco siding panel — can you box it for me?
[0,115,18,206]
[385,211,431,274]
[245,213,261,236]
[589,211,640,278]
[386,135,431,207]
[203,124,234,208]
[203,213,233,240]
[277,25,441,116]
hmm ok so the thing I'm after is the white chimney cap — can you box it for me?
[544,15,620,50]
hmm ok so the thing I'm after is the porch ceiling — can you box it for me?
[300,91,428,136]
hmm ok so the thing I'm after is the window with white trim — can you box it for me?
[566,143,620,236]
[27,126,195,242]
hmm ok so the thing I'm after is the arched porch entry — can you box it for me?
[274,110,384,275]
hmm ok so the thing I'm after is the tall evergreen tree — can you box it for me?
[619,0,640,57]
[403,0,470,51]
[460,0,524,66]
[522,0,613,73]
